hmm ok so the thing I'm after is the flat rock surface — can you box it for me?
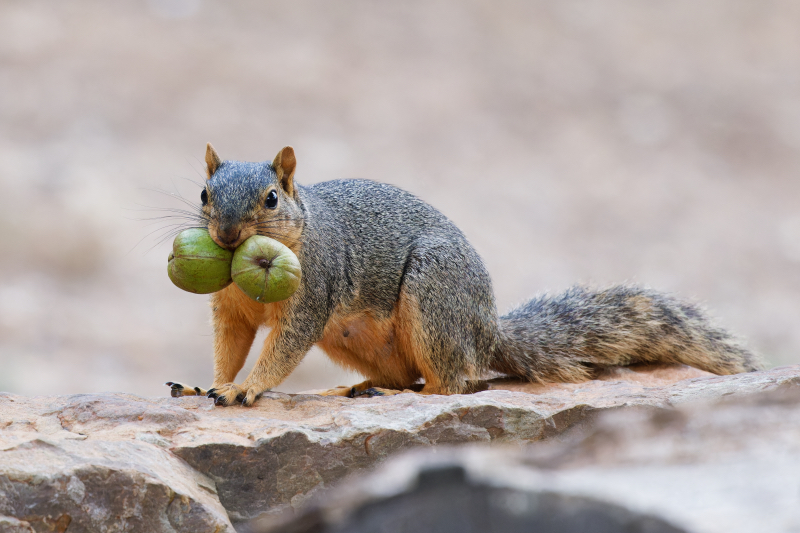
[262,377,800,533]
[1,364,799,530]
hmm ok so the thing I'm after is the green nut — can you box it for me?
[168,228,233,294]
[231,235,302,303]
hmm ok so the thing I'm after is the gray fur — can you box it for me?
[495,286,760,383]
[208,161,272,234]
[204,157,760,393]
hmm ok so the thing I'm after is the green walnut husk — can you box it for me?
[231,235,301,303]
[168,228,233,294]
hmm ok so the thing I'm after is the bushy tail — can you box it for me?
[491,285,761,383]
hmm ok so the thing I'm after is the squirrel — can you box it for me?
[167,144,761,406]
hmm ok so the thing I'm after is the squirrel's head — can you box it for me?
[201,143,304,253]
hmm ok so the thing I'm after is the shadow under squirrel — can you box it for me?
[167,144,761,406]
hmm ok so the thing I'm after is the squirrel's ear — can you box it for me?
[272,146,296,197]
[205,143,222,179]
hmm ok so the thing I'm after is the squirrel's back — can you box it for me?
[303,179,465,247]
[299,179,490,315]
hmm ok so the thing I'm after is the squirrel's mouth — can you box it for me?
[209,226,243,251]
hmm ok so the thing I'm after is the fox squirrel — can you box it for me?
[167,144,761,406]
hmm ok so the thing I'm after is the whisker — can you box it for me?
[135,215,208,223]
[125,213,195,220]
[187,156,208,184]
[127,201,210,225]
[135,218,207,230]
[127,216,209,229]
[128,203,206,214]
[142,222,197,240]
[126,209,208,219]
[133,174,208,255]
[127,222,200,255]
[138,187,204,212]
[145,224,207,255]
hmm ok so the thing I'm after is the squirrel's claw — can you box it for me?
[351,387,406,398]
[206,383,261,406]
[319,381,407,398]
[166,382,184,398]
[352,387,385,398]
[166,381,208,398]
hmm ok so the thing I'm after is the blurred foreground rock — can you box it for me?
[1,365,798,532]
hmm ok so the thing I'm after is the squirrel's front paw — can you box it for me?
[206,383,263,407]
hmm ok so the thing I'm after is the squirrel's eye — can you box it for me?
[265,190,278,209]
[200,189,208,206]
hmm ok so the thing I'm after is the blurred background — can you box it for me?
[1,0,799,397]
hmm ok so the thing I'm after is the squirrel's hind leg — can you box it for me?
[393,241,497,396]
[165,382,210,398]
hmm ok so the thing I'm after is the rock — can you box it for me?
[0,394,233,533]
[0,516,35,533]
[250,461,691,533]
[252,379,800,533]
[0,365,798,530]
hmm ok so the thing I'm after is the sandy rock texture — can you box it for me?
[257,373,800,533]
[1,365,798,531]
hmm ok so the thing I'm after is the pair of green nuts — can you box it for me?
[167,229,302,302]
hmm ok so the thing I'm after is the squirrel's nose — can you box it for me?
[216,228,242,249]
